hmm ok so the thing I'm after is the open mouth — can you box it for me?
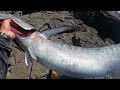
[0,19,35,37]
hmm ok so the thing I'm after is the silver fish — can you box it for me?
[0,13,36,30]
[1,13,120,78]
[16,28,120,78]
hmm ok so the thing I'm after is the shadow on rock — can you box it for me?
[72,34,81,46]
[73,11,120,44]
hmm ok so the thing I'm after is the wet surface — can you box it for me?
[0,11,119,79]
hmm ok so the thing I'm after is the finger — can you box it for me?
[51,70,61,79]
[1,19,12,31]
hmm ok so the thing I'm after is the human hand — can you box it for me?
[0,19,16,39]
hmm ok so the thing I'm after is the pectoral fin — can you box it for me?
[28,48,37,60]
[25,49,32,66]
[25,48,37,66]
[41,27,68,38]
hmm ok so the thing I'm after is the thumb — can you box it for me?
[0,19,11,31]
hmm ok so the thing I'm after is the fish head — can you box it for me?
[15,31,46,51]
[0,12,36,30]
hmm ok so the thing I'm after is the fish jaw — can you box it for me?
[0,13,36,30]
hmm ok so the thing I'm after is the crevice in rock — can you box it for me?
[73,11,120,44]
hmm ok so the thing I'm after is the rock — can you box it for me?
[104,38,115,45]
[6,71,11,78]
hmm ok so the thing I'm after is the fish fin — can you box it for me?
[28,48,37,60]
[25,49,32,66]
[41,27,68,38]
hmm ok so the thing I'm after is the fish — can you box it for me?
[16,28,120,78]
[1,12,120,78]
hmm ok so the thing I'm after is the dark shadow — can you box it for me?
[46,70,53,79]
[22,11,39,15]
[60,75,76,79]
[13,40,24,51]
[72,34,81,46]
[73,11,120,44]
[46,70,78,79]
[8,64,11,67]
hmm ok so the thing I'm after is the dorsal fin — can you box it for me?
[41,27,68,38]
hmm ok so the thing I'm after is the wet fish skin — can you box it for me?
[16,30,120,78]
[1,12,120,78]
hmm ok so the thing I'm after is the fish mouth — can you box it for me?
[0,13,36,30]
[0,19,35,37]
[0,12,36,37]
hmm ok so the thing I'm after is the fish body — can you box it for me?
[16,31,120,78]
[1,12,120,78]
